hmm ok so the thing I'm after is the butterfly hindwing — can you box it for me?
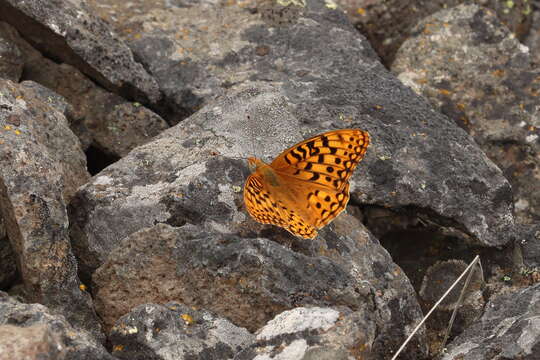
[244,173,317,238]
[270,129,369,191]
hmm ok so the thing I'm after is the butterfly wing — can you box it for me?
[244,173,317,238]
[276,175,351,229]
[270,129,370,191]
[244,129,370,239]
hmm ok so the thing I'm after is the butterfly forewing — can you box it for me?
[270,129,369,191]
[309,182,351,228]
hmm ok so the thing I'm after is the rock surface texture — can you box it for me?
[442,283,540,359]
[93,221,427,359]
[0,0,538,359]
[0,0,161,105]
[235,306,378,359]
[392,4,540,224]
[110,302,254,360]
[0,292,113,360]
[0,79,101,339]
[335,0,531,65]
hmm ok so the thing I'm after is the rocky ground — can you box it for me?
[0,0,539,359]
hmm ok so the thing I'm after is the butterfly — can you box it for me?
[244,129,370,239]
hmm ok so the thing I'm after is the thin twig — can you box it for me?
[439,256,482,353]
[390,255,481,360]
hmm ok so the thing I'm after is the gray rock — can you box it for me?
[442,283,540,359]
[0,20,168,156]
[94,102,169,158]
[0,21,92,149]
[392,4,540,224]
[11,80,90,202]
[70,78,513,284]
[0,292,115,360]
[235,306,377,360]
[92,222,427,359]
[0,324,60,360]
[84,0,381,121]
[329,0,531,65]
[0,22,22,81]
[515,223,540,269]
[524,6,540,68]
[19,80,72,114]
[0,0,161,105]
[109,302,254,360]
[0,79,101,339]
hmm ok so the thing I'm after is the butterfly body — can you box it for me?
[244,129,369,239]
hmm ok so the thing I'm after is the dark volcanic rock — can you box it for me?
[442,283,540,359]
[0,292,114,360]
[93,222,427,359]
[0,20,169,156]
[10,80,90,201]
[335,0,532,66]
[0,21,22,81]
[72,1,513,264]
[84,0,382,122]
[0,79,101,339]
[392,4,540,224]
[94,102,169,158]
[0,222,17,289]
[70,80,513,283]
[109,302,254,360]
[0,0,161,105]
[515,223,540,269]
[0,324,59,360]
[524,6,540,68]
[234,306,377,360]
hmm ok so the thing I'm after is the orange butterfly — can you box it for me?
[244,129,370,238]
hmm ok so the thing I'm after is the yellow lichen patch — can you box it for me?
[4,125,11,130]
[79,284,87,291]
[438,89,451,96]
[113,345,124,352]
[14,129,21,135]
[356,8,366,16]
[422,23,437,35]
[181,313,194,325]
[492,69,505,77]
